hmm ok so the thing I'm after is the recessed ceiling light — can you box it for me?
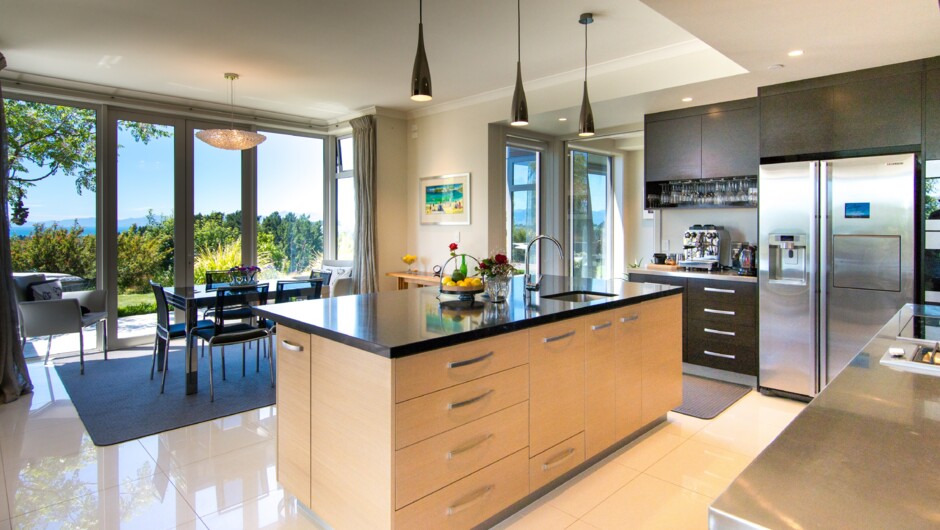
[788,50,804,57]
[558,117,568,122]
[682,97,693,102]
[768,63,785,70]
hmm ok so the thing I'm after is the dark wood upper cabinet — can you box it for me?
[702,106,759,178]
[644,115,701,181]
[926,68,940,160]
[760,88,833,158]
[830,72,922,151]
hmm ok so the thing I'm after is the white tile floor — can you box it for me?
[0,352,806,530]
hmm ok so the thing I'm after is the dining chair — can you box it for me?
[331,277,355,297]
[258,280,321,336]
[149,281,213,393]
[192,284,273,402]
[205,270,232,290]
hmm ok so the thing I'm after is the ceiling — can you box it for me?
[1,0,939,136]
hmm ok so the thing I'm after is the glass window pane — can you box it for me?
[116,120,175,338]
[6,98,100,355]
[336,178,355,260]
[508,147,536,185]
[571,151,610,279]
[510,190,537,264]
[506,146,539,267]
[257,132,325,276]
[194,130,242,284]
[338,136,354,172]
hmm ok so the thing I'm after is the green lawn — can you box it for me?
[118,293,156,317]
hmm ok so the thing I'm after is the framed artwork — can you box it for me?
[420,172,470,225]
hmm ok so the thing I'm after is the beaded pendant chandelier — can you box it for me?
[195,73,267,150]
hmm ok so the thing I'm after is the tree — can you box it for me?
[3,98,170,225]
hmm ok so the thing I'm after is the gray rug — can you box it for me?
[55,344,276,446]
[672,375,751,419]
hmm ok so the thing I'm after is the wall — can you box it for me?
[625,150,655,268]
[375,114,409,292]
[658,208,758,256]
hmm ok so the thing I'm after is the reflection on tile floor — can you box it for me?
[0,353,805,529]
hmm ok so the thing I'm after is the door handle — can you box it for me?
[591,322,612,331]
[704,308,735,316]
[280,340,303,352]
[447,389,494,410]
[704,350,735,359]
[543,330,576,343]
[704,287,735,294]
[704,328,735,337]
[447,351,494,369]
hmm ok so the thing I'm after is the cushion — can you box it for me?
[13,274,45,303]
[28,279,63,301]
[321,265,352,287]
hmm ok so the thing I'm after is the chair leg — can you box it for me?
[242,344,246,377]
[208,339,215,402]
[102,320,108,361]
[160,334,172,394]
[44,336,53,366]
[150,336,159,380]
[221,346,226,381]
[268,334,275,388]
[79,331,85,375]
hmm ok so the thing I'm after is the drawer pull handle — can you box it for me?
[620,315,639,323]
[591,322,612,331]
[704,328,736,337]
[704,308,735,316]
[447,389,494,410]
[543,330,576,343]
[704,287,735,294]
[447,351,494,369]
[280,340,303,352]
[446,485,493,516]
[704,350,736,359]
[541,447,576,471]
[446,434,494,460]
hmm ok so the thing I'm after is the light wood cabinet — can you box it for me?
[529,317,586,457]
[615,306,643,440]
[275,326,312,507]
[529,433,585,492]
[584,310,617,457]
[640,295,684,423]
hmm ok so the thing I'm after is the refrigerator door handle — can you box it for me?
[817,160,828,394]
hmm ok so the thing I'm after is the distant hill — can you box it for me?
[9,216,153,237]
[513,209,606,226]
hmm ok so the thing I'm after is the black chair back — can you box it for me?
[275,279,321,304]
[205,270,232,289]
[149,281,170,334]
[309,270,332,286]
[211,284,269,330]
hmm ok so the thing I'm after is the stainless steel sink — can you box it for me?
[541,291,616,303]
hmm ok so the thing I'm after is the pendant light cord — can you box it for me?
[419,0,423,23]
[228,78,235,129]
[583,21,588,83]
[517,0,521,62]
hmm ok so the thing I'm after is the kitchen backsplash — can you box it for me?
[658,208,757,255]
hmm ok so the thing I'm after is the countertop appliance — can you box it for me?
[731,242,757,276]
[758,153,915,399]
[678,224,730,270]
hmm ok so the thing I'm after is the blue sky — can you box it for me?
[14,125,325,225]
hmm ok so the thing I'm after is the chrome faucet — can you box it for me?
[524,235,565,297]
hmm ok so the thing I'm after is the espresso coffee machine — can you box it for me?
[731,242,757,276]
[679,224,731,270]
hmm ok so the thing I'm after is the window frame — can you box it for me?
[567,146,614,279]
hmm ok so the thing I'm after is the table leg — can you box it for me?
[185,301,199,394]
[398,277,406,290]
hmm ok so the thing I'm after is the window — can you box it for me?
[193,128,243,284]
[506,145,539,266]
[257,132,325,274]
[335,135,356,261]
[570,150,612,279]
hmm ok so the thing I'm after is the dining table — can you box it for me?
[162,277,323,395]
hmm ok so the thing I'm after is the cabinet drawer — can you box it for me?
[396,365,528,449]
[395,449,529,530]
[529,432,585,492]
[395,331,529,403]
[688,293,755,327]
[529,318,585,457]
[275,326,312,507]
[686,324,757,375]
[687,319,756,346]
[687,278,756,303]
[395,402,528,509]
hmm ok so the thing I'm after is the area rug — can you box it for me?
[55,344,276,446]
[672,374,751,419]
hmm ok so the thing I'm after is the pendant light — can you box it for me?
[411,0,432,102]
[578,13,595,137]
[195,73,267,150]
[510,0,528,126]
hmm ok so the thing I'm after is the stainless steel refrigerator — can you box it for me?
[758,153,915,399]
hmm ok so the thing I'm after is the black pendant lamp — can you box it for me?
[510,0,529,126]
[578,13,595,137]
[411,0,432,102]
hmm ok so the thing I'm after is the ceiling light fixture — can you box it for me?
[510,0,529,126]
[411,0,432,102]
[682,97,693,102]
[578,13,595,138]
[195,73,266,151]
[788,50,804,57]
[558,117,568,122]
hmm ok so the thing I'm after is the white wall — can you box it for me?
[625,150,655,269]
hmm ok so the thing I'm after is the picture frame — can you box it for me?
[420,172,470,225]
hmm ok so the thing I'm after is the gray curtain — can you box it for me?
[0,52,34,402]
[350,115,377,294]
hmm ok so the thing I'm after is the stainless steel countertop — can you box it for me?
[709,304,940,529]
[628,267,758,284]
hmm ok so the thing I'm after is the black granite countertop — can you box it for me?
[254,275,681,358]
[628,267,757,283]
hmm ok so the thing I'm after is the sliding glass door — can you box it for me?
[570,149,612,279]
[193,130,244,285]
[506,145,540,267]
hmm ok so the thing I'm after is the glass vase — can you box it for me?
[485,274,512,303]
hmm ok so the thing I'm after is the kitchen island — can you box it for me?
[255,275,683,529]
[709,303,940,529]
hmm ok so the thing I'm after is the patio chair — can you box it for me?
[331,277,355,297]
[13,273,108,375]
[149,281,213,393]
[192,285,273,402]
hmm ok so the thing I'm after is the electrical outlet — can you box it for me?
[661,239,670,252]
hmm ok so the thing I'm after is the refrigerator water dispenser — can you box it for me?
[768,234,807,284]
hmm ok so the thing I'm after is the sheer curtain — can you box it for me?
[350,115,377,294]
[0,52,34,402]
